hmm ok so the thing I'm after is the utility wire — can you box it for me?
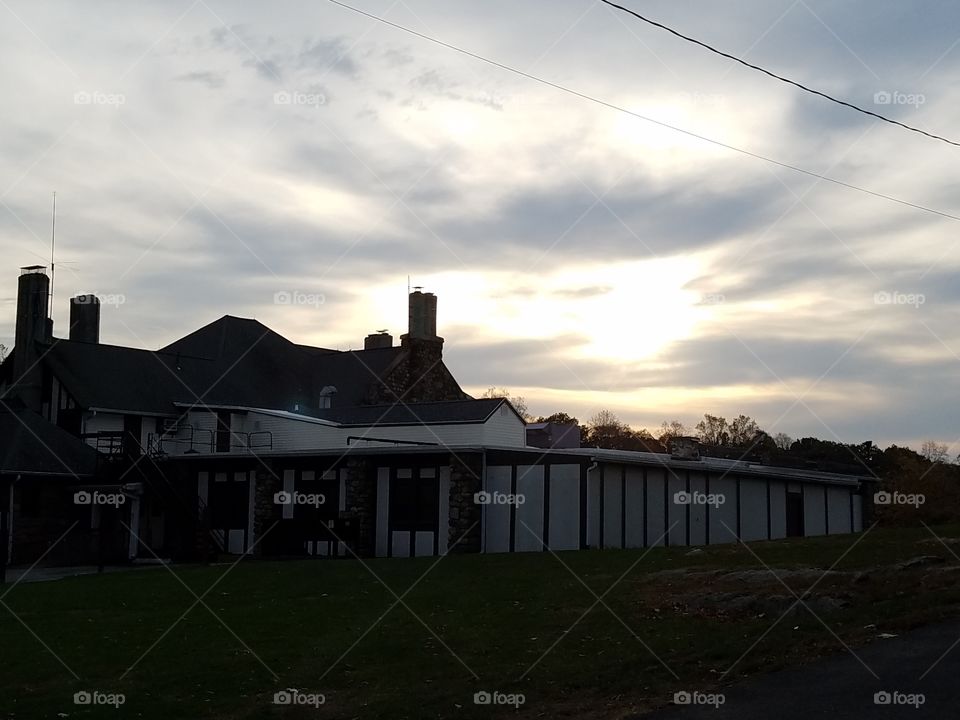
[600,0,960,148]
[327,0,960,223]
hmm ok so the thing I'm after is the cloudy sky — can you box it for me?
[1,0,958,450]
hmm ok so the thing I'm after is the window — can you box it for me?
[390,468,439,532]
[215,411,231,453]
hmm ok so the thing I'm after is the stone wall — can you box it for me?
[342,458,376,557]
[251,460,280,557]
[448,454,483,554]
[378,336,470,404]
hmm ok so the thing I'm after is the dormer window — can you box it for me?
[319,385,337,410]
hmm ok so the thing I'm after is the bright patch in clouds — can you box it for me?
[0,0,958,447]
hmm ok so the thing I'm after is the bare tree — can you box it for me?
[657,420,689,441]
[773,432,793,451]
[728,414,762,447]
[921,440,950,464]
[696,414,729,446]
[589,409,621,428]
[481,387,531,421]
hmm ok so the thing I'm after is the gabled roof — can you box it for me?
[0,398,98,476]
[43,315,406,416]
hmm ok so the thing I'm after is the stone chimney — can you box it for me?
[69,294,100,343]
[364,331,393,350]
[406,290,438,340]
[12,266,52,411]
[374,290,466,404]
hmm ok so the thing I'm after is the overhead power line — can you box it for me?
[327,0,960,223]
[600,0,960,148]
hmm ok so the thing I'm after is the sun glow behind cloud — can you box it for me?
[357,255,708,361]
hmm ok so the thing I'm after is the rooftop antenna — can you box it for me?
[407,275,410,296]
[49,191,56,318]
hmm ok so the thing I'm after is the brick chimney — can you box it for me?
[69,294,100,343]
[12,266,52,411]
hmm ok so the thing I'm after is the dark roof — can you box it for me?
[0,399,98,476]
[43,316,405,416]
[327,398,509,426]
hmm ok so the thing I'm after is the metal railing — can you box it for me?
[147,425,273,456]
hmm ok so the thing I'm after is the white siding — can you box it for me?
[708,477,738,545]
[484,466,512,553]
[414,532,434,557]
[391,532,410,558]
[587,466,601,548]
[601,465,623,549]
[352,423,486,448]
[162,403,525,456]
[548,464,580,551]
[852,493,863,532]
[688,472,707,546]
[828,487,852,535]
[646,468,667,547]
[624,467,645,548]
[82,412,123,448]
[804,486,827,537]
[740,479,768,542]
[667,471,686,547]
[515,465,544,552]
[483,407,526,447]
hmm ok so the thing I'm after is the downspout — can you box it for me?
[480,449,487,554]
[586,458,598,549]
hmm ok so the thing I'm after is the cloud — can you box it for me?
[175,70,226,89]
[0,0,958,448]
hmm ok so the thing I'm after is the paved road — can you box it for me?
[642,619,960,719]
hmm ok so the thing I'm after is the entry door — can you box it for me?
[209,472,251,553]
[786,491,805,537]
[388,467,440,557]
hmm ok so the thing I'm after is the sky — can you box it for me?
[0,0,958,451]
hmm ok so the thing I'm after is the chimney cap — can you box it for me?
[20,265,46,274]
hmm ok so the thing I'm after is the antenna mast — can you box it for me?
[50,191,56,318]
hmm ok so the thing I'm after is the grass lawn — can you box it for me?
[4,524,960,719]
